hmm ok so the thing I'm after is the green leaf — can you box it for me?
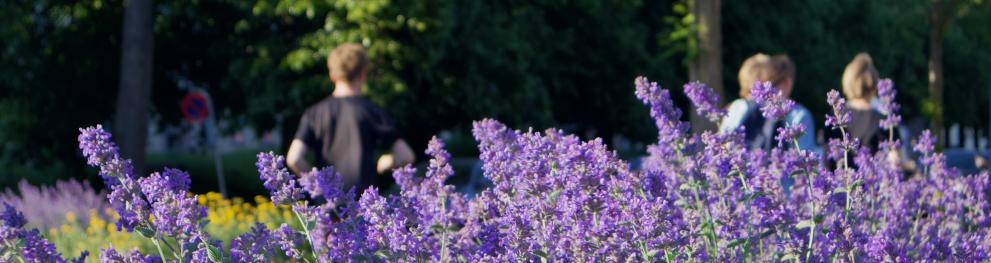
[727,238,748,248]
[645,249,660,259]
[795,220,814,230]
[135,226,156,238]
[738,191,765,202]
[850,179,864,189]
[781,253,800,261]
[547,189,562,204]
[534,250,548,259]
[207,244,223,263]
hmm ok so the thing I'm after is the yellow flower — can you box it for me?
[65,211,77,223]
[48,191,295,260]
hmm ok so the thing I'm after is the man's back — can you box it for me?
[294,95,398,190]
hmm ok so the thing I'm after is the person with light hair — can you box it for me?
[828,52,888,152]
[721,53,817,151]
[287,43,415,193]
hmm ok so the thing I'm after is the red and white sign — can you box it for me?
[180,91,210,123]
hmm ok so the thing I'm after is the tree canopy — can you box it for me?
[1,0,989,188]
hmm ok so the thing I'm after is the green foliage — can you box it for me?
[0,0,123,187]
[232,0,677,151]
[944,1,991,127]
[2,0,990,191]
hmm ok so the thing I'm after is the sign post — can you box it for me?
[181,90,228,197]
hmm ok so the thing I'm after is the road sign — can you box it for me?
[181,91,209,123]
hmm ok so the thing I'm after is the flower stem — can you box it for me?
[293,209,320,261]
[151,237,169,262]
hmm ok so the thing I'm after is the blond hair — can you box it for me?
[327,43,368,82]
[841,52,879,100]
[738,53,771,98]
[738,53,795,98]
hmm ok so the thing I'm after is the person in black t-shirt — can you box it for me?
[286,43,415,192]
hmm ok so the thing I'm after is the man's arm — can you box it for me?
[376,139,415,174]
[287,139,312,174]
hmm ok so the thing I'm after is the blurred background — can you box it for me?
[2,0,990,198]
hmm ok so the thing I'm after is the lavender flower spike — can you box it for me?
[150,192,206,237]
[139,168,191,203]
[825,89,850,128]
[300,166,345,204]
[256,152,304,205]
[914,129,935,156]
[1,202,26,241]
[21,229,66,263]
[100,247,161,263]
[684,81,724,122]
[775,123,806,147]
[274,223,305,259]
[78,125,134,184]
[876,79,902,130]
[750,81,795,119]
[230,223,277,263]
[635,76,687,156]
[876,79,898,114]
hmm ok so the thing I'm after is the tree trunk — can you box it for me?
[929,0,946,148]
[115,0,154,175]
[689,0,723,133]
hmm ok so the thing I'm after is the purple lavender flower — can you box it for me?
[106,181,149,232]
[256,152,304,205]
[78,125,137,187]
[21,229,65,263]
[78,125,151,232]
[914,130,938,168]
[825,89,851,129]
[100,247,161,263]
[1,179,107,230]
[230,223,276,263]
[879,114,902,132]
[1,202,26,229]
[139,168,191,203]
[914,130,935,155]
[1,202,25,245]
[299,166,345,204]
[683,81,724,122]
[635,76,688,156]
[274,223,304,259]
[311,198,370,261]
[876,79,902,130]
[78,125,120,170]
[775,123,806,147]
[751,81,795,119]
[150,192,206,237]
[876,79,899,114]
[358,187,421,258]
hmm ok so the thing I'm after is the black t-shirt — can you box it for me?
[294,95,399,191]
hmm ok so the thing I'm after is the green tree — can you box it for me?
[0,0,124,187]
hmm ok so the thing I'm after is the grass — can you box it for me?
[147,147,273,198]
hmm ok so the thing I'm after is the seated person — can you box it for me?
[827,52,888,153]
[721,53,817,152]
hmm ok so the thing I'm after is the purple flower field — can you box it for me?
[1,77,989,262]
